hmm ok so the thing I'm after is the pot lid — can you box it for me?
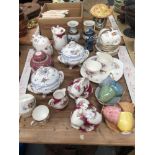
[61,41,85,57]
[33,51,47,61]
[31,66,60,87]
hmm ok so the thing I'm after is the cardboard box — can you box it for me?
[38,2,83,39]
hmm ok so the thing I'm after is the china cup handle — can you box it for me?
[59,71,64,83]
[48,98,54,106]
[31,120,37,126]
[27,84,33,93]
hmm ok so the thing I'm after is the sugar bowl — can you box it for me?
[58,41,89,69]
[30,51,54,72]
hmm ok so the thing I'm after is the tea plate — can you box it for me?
[80,56,123,83]
[95,44,120,56]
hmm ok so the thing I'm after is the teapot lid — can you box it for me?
[61,41,85,56]
[33,51,46,61]
[31,66,60,86]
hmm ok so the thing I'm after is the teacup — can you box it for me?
[96,52,113,72]
[31,105,50,126]
[84,60,102,75]
[48,88,68,110]
[19,94,36,118]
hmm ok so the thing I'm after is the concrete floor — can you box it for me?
[24,144,134,155]
[25,144,116,155]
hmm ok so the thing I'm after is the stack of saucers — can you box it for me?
[96,28,121,56]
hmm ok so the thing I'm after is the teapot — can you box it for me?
[71,97,102,132]
[32,34,53,55]
[67,77,93,99]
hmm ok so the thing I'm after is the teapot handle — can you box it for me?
[59,71,64,83]
[98,28,109,38]
[27,84,33,93]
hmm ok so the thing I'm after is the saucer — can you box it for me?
[95,44,120,56]
[80,56,123,83]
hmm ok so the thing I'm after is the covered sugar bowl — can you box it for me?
[58,41,89,69]
[28,66,64,95]
[30,51,54,72]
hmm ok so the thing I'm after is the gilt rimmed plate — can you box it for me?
[80,56,123,83]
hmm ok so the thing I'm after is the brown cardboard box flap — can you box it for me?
[38,2,83,39]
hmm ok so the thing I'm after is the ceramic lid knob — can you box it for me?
[33,51,46,61]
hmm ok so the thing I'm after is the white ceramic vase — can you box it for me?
[51,26,67,51]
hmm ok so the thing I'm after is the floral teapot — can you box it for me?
[71,98,102,132]
[51,25,67,51]
[32,34,53,55]
[67,77,93,99]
